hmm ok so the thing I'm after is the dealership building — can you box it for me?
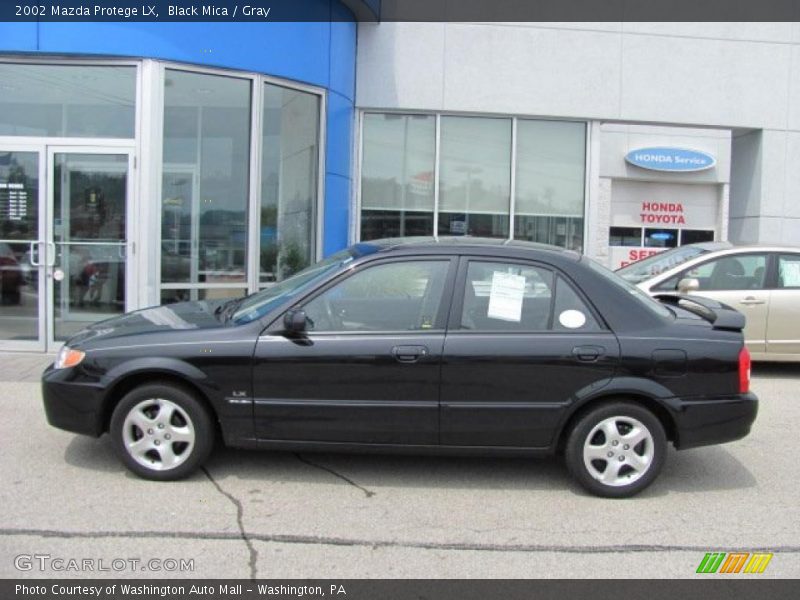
[1,5,799,351]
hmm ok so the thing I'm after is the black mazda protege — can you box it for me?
[42,238,757,497]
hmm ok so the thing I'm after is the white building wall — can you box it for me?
[356,22,800,247]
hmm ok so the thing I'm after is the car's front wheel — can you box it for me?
[110,382,214,480]
[565,401,666,498]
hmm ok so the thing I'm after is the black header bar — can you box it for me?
[2,0,800,22]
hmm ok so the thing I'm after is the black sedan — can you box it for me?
[42,238,758,497]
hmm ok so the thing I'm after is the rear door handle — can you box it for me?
[392,345,428,363]
[739,297,765,305]
[573,345,604,362]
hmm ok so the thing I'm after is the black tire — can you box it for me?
[565,401,667,498]
[109,382,214,481]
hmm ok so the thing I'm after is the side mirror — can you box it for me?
[283,308,307,334]
[678,277,700,294]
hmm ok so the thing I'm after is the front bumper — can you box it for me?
[670,391,758,450]
[42,364,106,437]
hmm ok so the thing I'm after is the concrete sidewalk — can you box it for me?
[0,352,55,382]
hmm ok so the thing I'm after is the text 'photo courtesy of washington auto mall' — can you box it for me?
[1,1,800,597]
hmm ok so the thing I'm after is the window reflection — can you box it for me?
[0,64,135,138]
[439,117,511,238]
[161,69,251,295]
[260,83,319,283]
[515,120,585,251]
[360,113,435,240]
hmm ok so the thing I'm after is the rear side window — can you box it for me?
[459,261,600,332]
[778,254,800,288]
[684,254,768,291]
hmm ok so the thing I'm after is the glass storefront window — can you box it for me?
[260,83,320,284]
[439,116,511,238]
[514,120,585,250]
[360,113,436,241]
[0,64,136,138]
[644,228,679,248]
[359,113,587,249]
[609,227,642,247]
[161,69,251,293]
[680,229,715,245]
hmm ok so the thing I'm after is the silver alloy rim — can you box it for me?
[122,398,195,471]
[582,416,654,487]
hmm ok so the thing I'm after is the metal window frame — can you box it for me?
[155,61,326,299]
[355,108,589,247]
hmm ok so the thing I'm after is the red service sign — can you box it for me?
[618,248,661,268]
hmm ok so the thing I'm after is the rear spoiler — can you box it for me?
[653,293,746,332]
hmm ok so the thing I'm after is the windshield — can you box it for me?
[231,250,354,324]
[587,258,673,319]
[615,246,709,284]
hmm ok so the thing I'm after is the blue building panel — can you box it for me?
[323,173,352,256]
[325,90,355,180]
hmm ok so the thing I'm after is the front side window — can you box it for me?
[304,260,450,332]
[683,254,768,291]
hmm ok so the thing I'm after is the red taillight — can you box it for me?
[739,346,751,394]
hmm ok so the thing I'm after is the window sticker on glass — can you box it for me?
[487,271,526,322]
[558,309,586,329]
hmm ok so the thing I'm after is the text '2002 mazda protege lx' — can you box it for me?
[42,238,758,498]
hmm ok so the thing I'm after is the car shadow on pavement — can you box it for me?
[655,446,757,494]
[753,363,800,378]
[63,435,123,474]
[63,434,757,497]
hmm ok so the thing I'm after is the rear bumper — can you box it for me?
[670,391,758,450]
[42,364,106,437]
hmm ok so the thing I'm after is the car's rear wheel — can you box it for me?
[110,382,214,481]
[565,401,666,498]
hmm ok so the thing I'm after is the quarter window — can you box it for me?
[777,254,800,288]
[303,261,450,333]
[553,276,601,331]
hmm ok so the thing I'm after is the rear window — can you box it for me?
[616,245,708,284]
[587,258,672,319]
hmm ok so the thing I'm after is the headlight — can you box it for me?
[55,346,86,369]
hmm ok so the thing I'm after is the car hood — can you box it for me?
[66,300,227,347]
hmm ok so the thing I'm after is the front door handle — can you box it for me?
[29,241,41,267]
[739,297,765,305]
[392,345,428,364]
[573,345,604,362]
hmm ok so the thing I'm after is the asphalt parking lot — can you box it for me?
[0,355,798,579]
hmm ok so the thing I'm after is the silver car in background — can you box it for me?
[617,243,800,362]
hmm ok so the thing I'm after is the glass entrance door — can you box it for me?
[0,148,45,351]
[0,145,132,351]
[48,150,132,347]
